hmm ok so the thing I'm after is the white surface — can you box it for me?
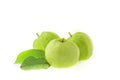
[0,0,120,80]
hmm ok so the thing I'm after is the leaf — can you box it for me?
[20,56,50,70]
[15,49,45,64]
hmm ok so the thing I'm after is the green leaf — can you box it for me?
[20,56,50,70]
[15,49,45,64]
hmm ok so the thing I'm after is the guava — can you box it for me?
[68,32,93,60]
[45,38,79,68]
[33,31,59,51]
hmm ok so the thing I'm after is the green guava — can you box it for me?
[33,31,59,51]
[45,38,80,68]
[68,32,93,60]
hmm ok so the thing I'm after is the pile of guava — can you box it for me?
[15,31,93,70]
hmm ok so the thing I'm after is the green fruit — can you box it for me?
[33,31,59,51]
[15,49,45,64]
[68,32,93,60]
[45,38,79,68]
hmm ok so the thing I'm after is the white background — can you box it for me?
[0,0,120,80]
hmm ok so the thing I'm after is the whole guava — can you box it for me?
[68,32,93,60]
[33,31,59,51]
[45,38,80,68]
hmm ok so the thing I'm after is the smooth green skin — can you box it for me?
[68,32,93,60]
[45,38,79,68]
[15,49,45,64]
[33,32,59,51]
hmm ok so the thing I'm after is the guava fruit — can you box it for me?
[33,31,59,51]
[45,38,79,68]
[68,32,93,60]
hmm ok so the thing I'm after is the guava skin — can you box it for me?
[33,32,59,51]
[68,32,93,60]
[45,38,80,68]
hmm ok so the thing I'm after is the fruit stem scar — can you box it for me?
[61,38,65,42]
[68,32,72,37]
[36,33,40,37]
